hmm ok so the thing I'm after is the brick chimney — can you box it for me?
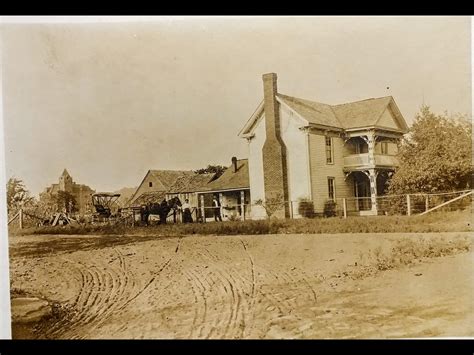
[261,73,289,218]
[232,156,238,173]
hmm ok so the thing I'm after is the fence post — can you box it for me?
[240,190,245,221]
[425,195,429,212]
[19,208,23,229]
[343,198,347,219]
[289,201,294,219]
[406,194,411,216]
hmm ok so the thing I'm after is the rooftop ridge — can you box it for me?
[331,96,392,107]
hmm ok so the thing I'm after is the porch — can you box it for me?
[197,188,251,222]
[344,170,393,216]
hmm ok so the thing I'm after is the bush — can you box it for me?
[298,199,315,218]
[227,212,241,222]
[323,200,337,217]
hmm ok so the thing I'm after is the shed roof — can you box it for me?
[168,173,216,193]
[131,191,167,206]
[147,170,194,189]
[204,159,249,192]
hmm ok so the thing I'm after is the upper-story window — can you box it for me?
[381,142,388,155]
[325,136,333,164]
[149,182,153,187]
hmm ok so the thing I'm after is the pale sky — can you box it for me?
[1,16,471,197]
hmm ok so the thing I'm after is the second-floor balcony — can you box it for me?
[343,153,399,170]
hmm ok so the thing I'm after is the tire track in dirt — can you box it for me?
[181,245,248,339]
[117,237,182,311]
[83,237,183,338]
[239,239,257,337]
[184,268,208,338]
[46,238,182,339]
[75,257,128,335]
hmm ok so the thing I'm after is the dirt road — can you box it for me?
[8,232,473,339]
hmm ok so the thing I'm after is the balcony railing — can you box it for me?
[343,153,399,169]
[375,154,399,167]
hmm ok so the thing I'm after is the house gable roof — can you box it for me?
[204,159,249,192]
[276,94,342,129]
[332,96,391,129]
[238,100,264,137]
[239,94,408,136]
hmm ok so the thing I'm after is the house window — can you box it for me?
[328,177,335,200]
[381,142,388,155]
[149,182,153,187]
[325,136,333,164]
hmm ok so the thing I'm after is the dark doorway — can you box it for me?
[353,172,371,211]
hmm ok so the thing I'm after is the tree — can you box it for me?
[254,193,286,219]
[56,190,77,214]
[194,165,228,179]
[388,105,472,194]
[6,177,33,213]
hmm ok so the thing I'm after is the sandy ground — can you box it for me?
[8,232,473,339]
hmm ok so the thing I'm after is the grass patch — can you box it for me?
[348,235,471,279]
[17,209,471,237]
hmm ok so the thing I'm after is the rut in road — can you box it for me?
[46,238,182,339]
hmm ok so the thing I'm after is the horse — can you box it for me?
[144,196,182,225]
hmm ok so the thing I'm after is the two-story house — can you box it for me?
[238,73,409,219]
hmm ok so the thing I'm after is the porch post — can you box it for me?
[240,190,245,221]
[366,130,376,166]
[219,192,224,220]
[200,194,205,223]
[366,130,378,215]
[368,168,378,214]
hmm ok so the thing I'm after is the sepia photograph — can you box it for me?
[0,16,472,340]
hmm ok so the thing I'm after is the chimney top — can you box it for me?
[262,73,277,81]
[231,157,238,173]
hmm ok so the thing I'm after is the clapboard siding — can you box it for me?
[308,133,354,212]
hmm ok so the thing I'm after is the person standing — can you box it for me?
[213,195,222,222]
[182,198,193,223]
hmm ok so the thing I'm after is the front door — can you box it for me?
[354,173,371,211]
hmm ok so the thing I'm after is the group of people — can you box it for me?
[180,195,223,223]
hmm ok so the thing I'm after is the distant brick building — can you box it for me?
[39,169,95,215]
